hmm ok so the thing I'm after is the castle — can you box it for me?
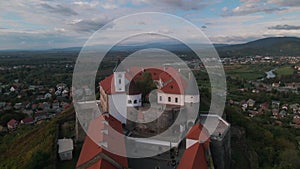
[75,62,231,169]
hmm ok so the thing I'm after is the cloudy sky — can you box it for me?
[1,0,300,50]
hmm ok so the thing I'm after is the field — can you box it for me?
[275,66,294,76]
[224,64,273,81]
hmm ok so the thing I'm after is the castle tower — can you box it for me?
[113,58,126,93]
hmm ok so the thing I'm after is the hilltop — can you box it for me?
[217,37,300,57]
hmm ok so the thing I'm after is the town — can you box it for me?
[0,49,299,168]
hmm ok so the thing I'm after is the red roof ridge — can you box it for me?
[186,124,210,144]
[178,142,208,169]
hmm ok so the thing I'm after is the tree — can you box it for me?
[135,72,156,102]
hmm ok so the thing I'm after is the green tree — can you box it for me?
[135,72,156,102]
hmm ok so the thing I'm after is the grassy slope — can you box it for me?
[0,106,74,169]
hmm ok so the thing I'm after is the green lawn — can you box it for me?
[275,66,294,76]
[224,64,273,81]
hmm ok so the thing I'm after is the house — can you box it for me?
[44,93,52,99]
[23,110,33,115]
[272,100,280,109]
[241,103,248,111]
[272,83,280,88]
[57,138,73,161]
[272,109,279,118]
[34,112,48,121]
[279,110,287,118]
[248,110,262,117]
[10,86,16,92]
[281,104,289,110]
[246,99,256,107]
[21,117,34,125]
[293,115,300,125]
[260,102,269,110]
[7,119,18,130]
[290,104,300,113]
[43,102,50,111]
[49,88,55,93]
[56,83,67,91]
[14,103,22,110]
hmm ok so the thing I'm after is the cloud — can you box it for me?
[226,6,284,16]
[268,0,300,7]
[223,0,285,16]
[40,3,78,16]
[101,3,118,9]
[73,1,99,8]
[68,16,112,33]
[222,7,228,12]
[268,24,300,30]
[134,0,212,10]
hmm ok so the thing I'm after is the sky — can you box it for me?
[0,0,300,50]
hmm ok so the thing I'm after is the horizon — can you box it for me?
[1,1,300,50]
[0,36,299,52]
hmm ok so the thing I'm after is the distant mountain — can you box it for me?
[216,37,300,57]
[1,37,300,57]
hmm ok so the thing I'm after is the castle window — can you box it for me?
[119,79,121,84]
[128,100,132,104]
[168,97,171,102]
[175,97,178,103]
[134,100,137,104]
[159,96,162,101]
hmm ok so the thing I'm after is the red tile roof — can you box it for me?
[177,142,208,169]
[21,117,34,124]
[99,66,186,95]
[158,67,187,94]
[87,159,117,169]
[77,114,128,168]
[99,74,115,95]
[186,124,210,145]
[7,119,18,126]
